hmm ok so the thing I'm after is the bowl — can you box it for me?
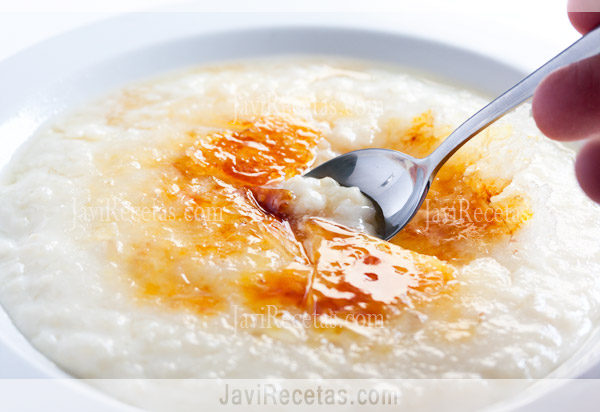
[0,12,597,411]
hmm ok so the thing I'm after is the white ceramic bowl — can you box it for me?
[1,12,599,411]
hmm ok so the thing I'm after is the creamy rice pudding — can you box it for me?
[1,58,600,409]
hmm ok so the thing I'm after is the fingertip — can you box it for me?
[575,138,600,204]
[532,66,580,141]
[532,74,562,140]
[568,11,600,34]
[532,54,600,141]
[568,1,600,33]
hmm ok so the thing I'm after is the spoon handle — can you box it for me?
[427,24,600,175]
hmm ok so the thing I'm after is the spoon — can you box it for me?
[306,25,600,241]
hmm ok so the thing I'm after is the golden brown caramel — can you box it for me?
[241,266,312,314]
[382,111,444,158]
[120,174,312,315]
[98,112,531,327]
[382,112,532,262]
[391,160,532,262]
[180,117,321,186]
[249,186,296,221]
[106,117,321,315]
[306,219,455,319]
[126,237,224,314]
[241,218,456,322]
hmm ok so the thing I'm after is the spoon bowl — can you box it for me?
[306,149,431,240]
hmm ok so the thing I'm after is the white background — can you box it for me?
[0,0,583,71]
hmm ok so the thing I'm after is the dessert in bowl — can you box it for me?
[1,55,600,409]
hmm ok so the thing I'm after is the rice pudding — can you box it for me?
[1,58,600,409]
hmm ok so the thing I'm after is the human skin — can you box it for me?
[532,1,600,202]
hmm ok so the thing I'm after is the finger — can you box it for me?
[575,138,600,203]
[532,54,600,141]
[568,0,600,34]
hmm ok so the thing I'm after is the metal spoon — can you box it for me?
[306,25,600,240]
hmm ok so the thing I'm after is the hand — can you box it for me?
[532,0,600,202]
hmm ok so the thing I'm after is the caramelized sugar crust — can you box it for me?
[123,175,310,315]
[100,112,531,325]
[385,111,532,262]
[181,117,320,186]
[305,219,454,319]
[242,217,456,322]
[391,161,532,262]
